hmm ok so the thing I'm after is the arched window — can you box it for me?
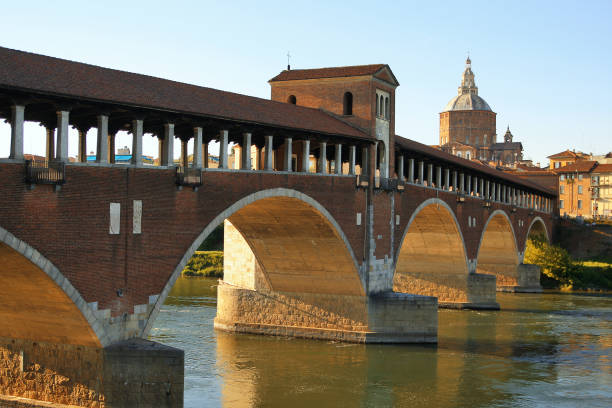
[385,97,390,119]
[343,92,353,115]
[483,134,488,145]
[288,95,297,104]
[376,95,379,116]
[466,135,470,144]
[380,97,384,118]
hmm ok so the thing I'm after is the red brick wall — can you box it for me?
[0,163,366,317]
[440,110,496,146]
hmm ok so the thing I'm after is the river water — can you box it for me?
[149,277,612,408]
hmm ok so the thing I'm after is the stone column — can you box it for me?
[284,138,293,172]
[427,164,433,186]
[108,133,116,164]
[45,126,55,161]
[362,146,370,177]
[96,115,108,164]
[502,185,507,203]
[486,181,490,199]
[318,142,327,174]
[453,171,458,191]
[467,175,472,195]
[193,127,203,168]
[408,158,414,183]
[334,143,342,175]
[161,123,175,166]
[301,139,310,173]
[181,140,188,167]
[397,155,405,180]
[264,135,274,171]
[436,166,442,188]
[55,110,69,161]
[479,179,484,198]
[9,104,25,160]
[254,145,261,170]
[241,133,252,170]
[219,130,229,169]
[418,161,424,185]
[77,128,87,163]
[203,141,209,168]
[474,176,479,196]
[131,119,143,166]
[445,169,450,190]
[460,173,465,193]
[349,145,356,175]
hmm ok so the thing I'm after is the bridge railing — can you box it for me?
[176,166,203,188]
[25,159,66,185]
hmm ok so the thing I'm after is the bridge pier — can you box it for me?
[215,221,438,343]
[495,263,543,293]
[0,337,183,408]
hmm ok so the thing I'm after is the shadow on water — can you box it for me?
[150,277,612,408]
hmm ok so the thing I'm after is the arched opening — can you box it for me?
[379,97,384,118]
[525,217,549,250]
[477,211,519,287]
[145,189,365,340]
[287,95,297,105]
[0,229,102,347]
[376,141,386,178]
[394,199,471,304]
[343,92,353,115]
[385,97,390,119]
[376,94,379,116]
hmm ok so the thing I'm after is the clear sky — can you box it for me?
[0,0,610,165]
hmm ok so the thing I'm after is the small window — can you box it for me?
[578,199,582,209]
[457,152,462,158]
[578,185,583,194]
[343,92,353,115]
[376,94,379,116]
[560,174,565,181]
[379,97,384,118]
[560,200,564,209]
[560,185,565,194]
[466,135,470,144]
[578,174,583,180]
[288,95,297,104]
[554,162,560,168]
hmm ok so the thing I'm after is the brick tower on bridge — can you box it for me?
[269,64,399,178]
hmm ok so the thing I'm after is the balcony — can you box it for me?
[25,159,65,185]
[176,166,202,188]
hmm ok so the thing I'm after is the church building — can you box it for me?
[439,58,523,166]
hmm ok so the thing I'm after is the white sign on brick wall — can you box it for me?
[133,200,142,234]
[109,203,120,234]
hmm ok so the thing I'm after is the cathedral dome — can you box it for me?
[443,93,492,112]
[442,57,492,112]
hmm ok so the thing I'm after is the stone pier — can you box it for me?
[0,337,183,408]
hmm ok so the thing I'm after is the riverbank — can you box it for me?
[182,251,223,277]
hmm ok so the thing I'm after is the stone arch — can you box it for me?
[393,198,472,304]
[476,210,519,287]
[524,216,549,251]
[343,91,353,115]
[0,226,105,347]
[143,188,362,336]
[287,95,296,104]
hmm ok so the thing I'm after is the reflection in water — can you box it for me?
[150,277,612,408]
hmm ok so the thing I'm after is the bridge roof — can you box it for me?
[395,135,556,196]
[0,46,370,141]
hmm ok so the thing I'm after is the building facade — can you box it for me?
[439,58,523,166]
[591,164,612,219]
[556,161,597,218]
[547,149,591,170]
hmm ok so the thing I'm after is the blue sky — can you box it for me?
[1,0,610,165]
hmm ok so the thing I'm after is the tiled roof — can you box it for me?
[593,163,612,173]
[395,135,555,195]
[269,64,388,82]
[554,161,598,173]
[0,46,369,140]
[491,142,523,150]
[547,149,589,159]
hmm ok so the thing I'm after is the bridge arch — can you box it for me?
[524,216,550,251]
[143,188,362,336]
[0,226,105,347]
[393,198,471,303]
[476,210,519,287]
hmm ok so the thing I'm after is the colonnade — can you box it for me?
[396,155,553,213]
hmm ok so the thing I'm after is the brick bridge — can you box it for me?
[0,47,555,407]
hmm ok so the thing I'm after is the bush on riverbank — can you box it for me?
[525,235,612,290]
[182,251,223,277]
